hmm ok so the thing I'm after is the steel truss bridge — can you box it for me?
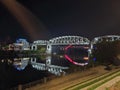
[31,35,120,67]
[31,36,90,50]
[46,36,90,54]
[91,35,120,49]
[92,35,120,44]
[48,36,90,45]
[31,35,120,49]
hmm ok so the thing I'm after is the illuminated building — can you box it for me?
[14,38,30,51]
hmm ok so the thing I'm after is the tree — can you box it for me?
[92,40,120,66]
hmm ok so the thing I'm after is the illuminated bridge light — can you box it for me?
[83,57,89,60]
[65,45,72,50]
[64,54,73,63]
[64,54,88,66]
[64,44,89,66]
[83,46,89,49]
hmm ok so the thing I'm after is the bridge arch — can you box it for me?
[91,35,120,50]
[46,36,90,54]
[92,35,120,45]
[48,36,90,45]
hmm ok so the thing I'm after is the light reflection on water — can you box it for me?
[1,45,89,76]
[13,57,29,71]
[12,56,69,76]
[0,45,90,89]
[0,57,50,89]
[1,54,89,77]
[0,56,70,76]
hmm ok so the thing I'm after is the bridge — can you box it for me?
[30,35,120,68]
[91,35,120,49]
[46,36,90,54]
[48,36,90,45]
[31,35,90,67]
[46,36,90,66]
[30,36,90,66]
[31,35,90,51]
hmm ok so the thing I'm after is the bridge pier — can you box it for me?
[31,45,37,50]
[31,57,37,63]
[46,44,52,55]
[46,56,51,66]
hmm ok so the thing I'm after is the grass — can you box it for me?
[65,69,120,90]
[105,87,109,90]
[64,71,99,90]
[87,72,120,90]
[107,80,120,90]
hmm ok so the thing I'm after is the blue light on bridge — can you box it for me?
[93,57,96,61]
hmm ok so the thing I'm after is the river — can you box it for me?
[0,45,89,90]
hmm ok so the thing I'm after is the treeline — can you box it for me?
[92,40,120,66]
[0,50,17,58]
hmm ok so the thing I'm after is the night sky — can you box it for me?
[0,0,120,42]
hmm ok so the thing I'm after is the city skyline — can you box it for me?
[0,0,120,42]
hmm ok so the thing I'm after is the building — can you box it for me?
[14,38,30,51]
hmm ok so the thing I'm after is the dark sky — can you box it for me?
[0,0,120,42]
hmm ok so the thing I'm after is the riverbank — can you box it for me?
[24,65,110,90]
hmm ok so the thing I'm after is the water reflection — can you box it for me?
[0,45,90,89]
[0,57,49,90]
[0,45,89,89]
[11,45,89,75]
[0,45,89,76]
[13,58,29,71]
[7,56,69,76]
[31,56,69,76]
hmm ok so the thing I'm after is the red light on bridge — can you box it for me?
[64,54,88,66]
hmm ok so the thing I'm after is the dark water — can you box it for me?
[0,58,49,90]
[0,56,70,90]
[0,45,89,90]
